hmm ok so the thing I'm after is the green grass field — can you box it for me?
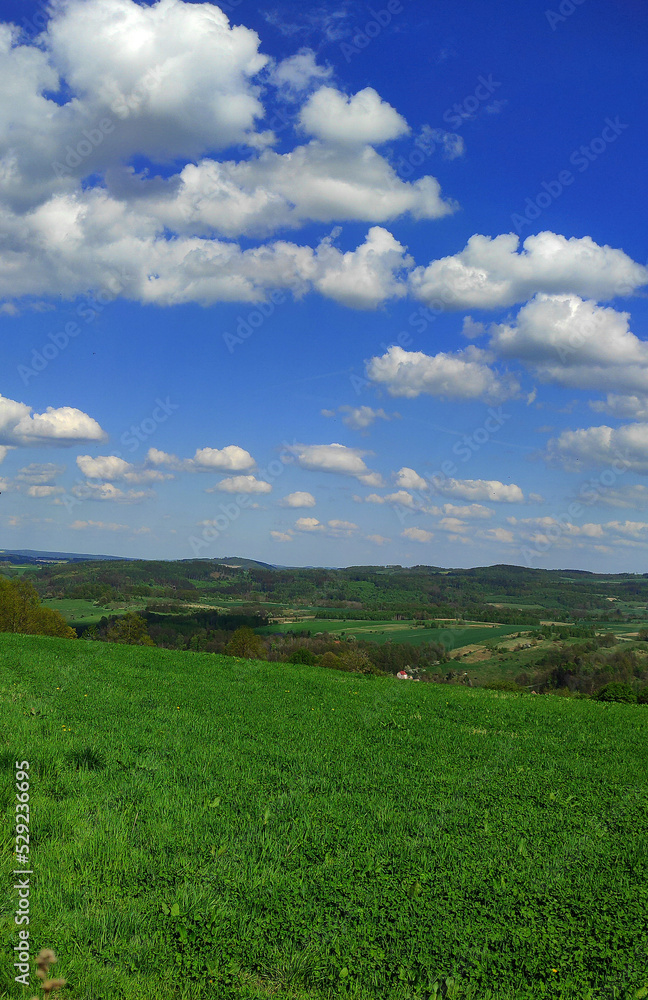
[0,634,647,1000]
[259,619,532,652]
[41,599,125,625]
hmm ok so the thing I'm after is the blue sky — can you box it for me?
[1,0,648,570]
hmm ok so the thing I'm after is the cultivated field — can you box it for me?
[1,634,647,999]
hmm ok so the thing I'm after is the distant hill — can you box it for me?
[0,548,131,565]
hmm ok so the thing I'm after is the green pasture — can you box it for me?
[41,599,126,625]
[259,619,533,651]
[0,634,647,999]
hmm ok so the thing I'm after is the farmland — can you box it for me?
[1,633,647,1000]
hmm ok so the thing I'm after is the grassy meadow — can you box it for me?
[257,619,528,650]
[0,634,647,999]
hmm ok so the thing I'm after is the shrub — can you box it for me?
[482,680,523,693]
[287,649,317,665]
[636,686,648,704]
[595,682,637,703]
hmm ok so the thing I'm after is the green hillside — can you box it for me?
[0,634,647,999]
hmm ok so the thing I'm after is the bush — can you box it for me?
[287,649,317,665]
[636,686,648,704]
[595,682,637,703]
[482,680,523,693]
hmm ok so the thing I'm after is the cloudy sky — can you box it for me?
[1,0,648,570]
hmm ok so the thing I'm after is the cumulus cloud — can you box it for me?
[591,484,648,509]
[26,485,65,498]
[269,48,332,96]
[295,516,325,532]
[0,394,106,446]
[409,232,648,310]
[590,394,648,421]
[402,527,434,543]
[76,454,172,483]
[322,404,397,430]
[193,445,255,471]
[438,517,468,533]
[0,0,457,307]
[286,442,381,484]
[279,491,316,507]
[270,529,294,541]
[477,527,514,544]
[366,345,519,403]
[490,295,648,395]
[159,145,455,240]
[298,87,410,146]
[66,482,153,503]
[394,467,429,491]
[365,534,391,545]
[441,503,493,519]
[311,227,412,308]
[545,423,648,474]
[16,462,65,485]
[207,475,272,493]
[70,519,150,533]
[431,477,524,502]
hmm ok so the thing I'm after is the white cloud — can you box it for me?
[295,516,325,532]
[441,503,493,519]
[208,475,272,493]
[384,490,419,508]
[590,394,648,421]
[77,454,132,480]
[312,227,412,309]
[279,491,316,508]
[298,87,410,146]
[67,482,153,503]
[438,517,468,533]
[37,0,269,168]
[0,0,456,307]
[401,527,434,543]
[26,485,64,498]
[365,534,391,545]
[418,126,465,160]
[490,295,648,395]
[477,527,514,544]
[286,442,380,483]
[161,144,455,239]
[366,345,519,403]
[395,467,429,490]
[431,477,524,502]
[0,394,106,446]
[591,484,648,509]
[323,404,396,430]
[270,530,293,541]
[327,519,358,536]
[409,232,648,310]
[76,453,171,483]
[545,422,648,474]
[70,519,150,533]
[16,462,65,484]
[193,445,255,471]
[269,48,332,96]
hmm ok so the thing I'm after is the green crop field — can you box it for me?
[0,634,647,1000]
